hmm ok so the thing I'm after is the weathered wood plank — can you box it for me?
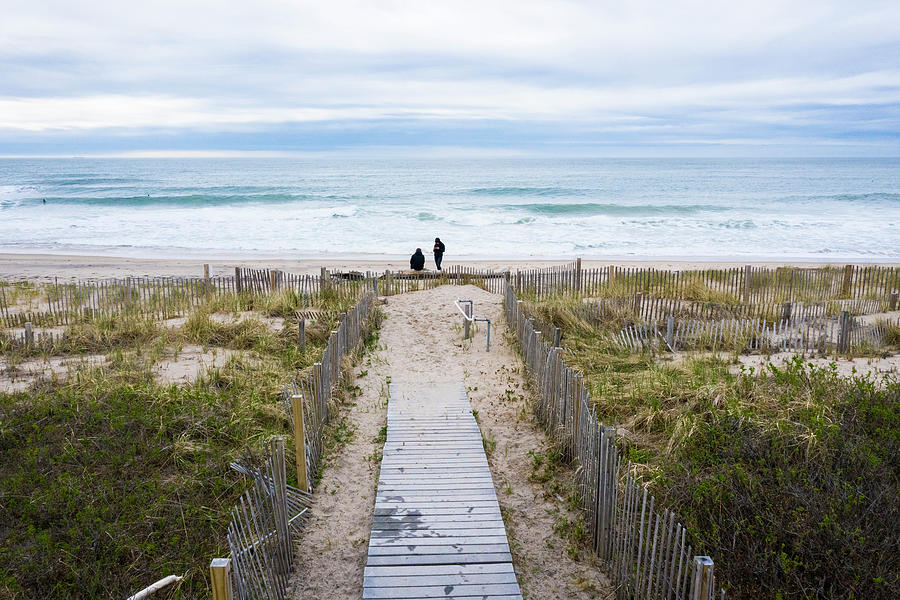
[363,582,522,598]
[364,563,515,577]
[365,552,513,566]
[367,543,512,556]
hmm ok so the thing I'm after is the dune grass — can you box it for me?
[524,297,899,599]
[0,287,371,599]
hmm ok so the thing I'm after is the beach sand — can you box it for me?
[2,252,898,282]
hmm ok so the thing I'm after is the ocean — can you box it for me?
[1,157,898,261]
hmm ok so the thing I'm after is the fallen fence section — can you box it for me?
[505,283,725,600]
[222,438,310,600]
[616,314,898,354]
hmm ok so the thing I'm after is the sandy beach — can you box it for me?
[2,252,898,282]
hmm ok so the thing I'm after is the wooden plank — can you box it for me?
[373,516,504,526]
[364,563,514,578]
[367,552,521,568]
[374,506,501,516]
[369,535,510,547]
[368,543,512,556]
[363,583,522,598]
[364,572,518,587]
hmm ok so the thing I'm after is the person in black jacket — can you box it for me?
[433,237,445,271]
[410,248,425,271]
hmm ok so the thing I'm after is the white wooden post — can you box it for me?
[298,318,306,350]
[666,315,675,349]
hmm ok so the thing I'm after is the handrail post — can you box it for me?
[464,303,471,339]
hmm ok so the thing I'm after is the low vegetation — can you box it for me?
[525,297,899,599]
[0,286,368,599]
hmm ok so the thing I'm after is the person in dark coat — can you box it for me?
[410,248,425,271]
[433,237,445,271]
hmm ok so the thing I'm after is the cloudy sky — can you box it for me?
[1,0,899,156]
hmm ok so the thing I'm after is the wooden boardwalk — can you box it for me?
[363,385,523,600]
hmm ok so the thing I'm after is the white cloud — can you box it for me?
[1,70,898,132]
[0,1,898,148]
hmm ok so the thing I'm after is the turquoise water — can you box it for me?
[1,157,898,260]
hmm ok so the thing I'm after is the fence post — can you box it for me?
[575,257,582,292]
[608,265,616,286]
[633,292,643,317]
[234,267,242,294]
[573,374,582,445]
[743,264,751,303]
[842,264,853,297]
[553,327,562,348]
[203,264,211,295]
[691,556,714,600]
[298,318,306,351]
[666,315,674,349]
[385,270,392,296]
[291,394,309,492]
[781,301,792,321]
[24,321,34,347]
[210,557,234,600]
[890,290,898,311]
[320,267,329,292]
[269,270,277,292]
[837,310,850,354]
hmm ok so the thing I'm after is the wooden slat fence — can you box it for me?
[224,438,311,600]
[586,294,886,324]
[375,266,508,296]
[616,315,899,354]
[0,270,368,328]
[505,282,724,600]
[210,288,378,600]
[280,290,376,489]
[514,263,899,311]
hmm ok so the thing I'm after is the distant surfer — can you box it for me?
[433,237,445,271]
[410,248,425,271]
[42,198,46,204]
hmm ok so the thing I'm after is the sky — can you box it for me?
[1,0,899,156]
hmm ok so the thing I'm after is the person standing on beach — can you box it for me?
[433,237,445,271]
[410,248,425,271]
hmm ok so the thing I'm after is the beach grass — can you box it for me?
[0,286,370,599]
[524,296,899,599]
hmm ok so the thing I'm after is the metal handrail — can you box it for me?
[454,299,491,351]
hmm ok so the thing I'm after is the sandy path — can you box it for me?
[290,285,611,599]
